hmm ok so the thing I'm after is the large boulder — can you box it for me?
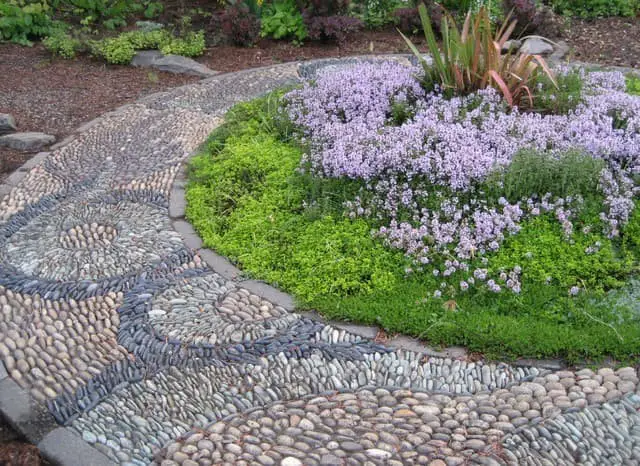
[520,37,554,56]
[0,132,55,152]
[0,113,17,135]
[131,51,217,78]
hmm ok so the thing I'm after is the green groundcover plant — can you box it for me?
[186,69,640,362]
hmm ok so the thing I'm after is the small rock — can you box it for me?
[0,132,55,152]
[131,51,217,78]
[520,37,554,55]
[0,113,17,135]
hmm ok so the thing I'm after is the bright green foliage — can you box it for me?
[42,29,81,57]
[187,96,405,302]
[90,28,205,64]
[160,30,205,57]
[551,0,639,18]
[260,0,307,43]
[187,95,640,362]
[88,35,134,63]
[486,149,605,203]
[0,0,54,45]
[532,68,584,114]
[120,29,169,49]
[627,74,640,96]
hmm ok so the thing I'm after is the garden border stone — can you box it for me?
[0,55,633,465]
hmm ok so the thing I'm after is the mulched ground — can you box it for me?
[563,17,640,68]
[0,44,200,178]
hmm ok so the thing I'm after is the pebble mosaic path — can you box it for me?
[0,57,639,466]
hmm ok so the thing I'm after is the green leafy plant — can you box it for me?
[88,34,135,63]
[485,149,605,203]
[352,0,401,29]
[626,74,640,96]
[160,30,205,56]
[261,0,307,43]
[0,0,54,45]
[50,0,163,29]
[400,4,557,107]
[42,28,82,57]
[531,68,584,114]
[551,0,639,18]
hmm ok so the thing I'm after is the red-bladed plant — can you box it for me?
[400,3,557,108]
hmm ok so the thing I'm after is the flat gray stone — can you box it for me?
[0,378,58,444]
[38,428,115,466]
[198,248,242,281]
[0,113,17,135]
[0,132,55,152]
[241,279,295,310]
[520,38,554,56]
[0,360,7,380]
[132,50,217,78]
[169,182,186,218]
[18,151,49,171]
[173,219,203,249]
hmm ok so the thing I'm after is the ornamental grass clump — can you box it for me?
[400,3,556,107]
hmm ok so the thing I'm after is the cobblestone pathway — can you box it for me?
[0,58,639,466]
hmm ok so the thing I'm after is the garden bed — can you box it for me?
[187,60,640,363]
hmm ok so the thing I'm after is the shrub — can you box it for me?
[401,4,556,106]
[89,35,135,64]
[394,2,444,34]
[0,0,54,45]
[531,68,584,114]
[299,0,351,16]
[50,0,163,30]
[486,149,606,203]
[503,0,540,33]
[43,29,82,58]
[627,74,640,96]
[120,29,169,49]
[160,30,205,56]
[305,15,363,42]
[260,0,307,43]
[354,0,401,29]
[550,0,639,18]
[217,1,261,46]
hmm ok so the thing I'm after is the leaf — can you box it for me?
[489,70,514,107]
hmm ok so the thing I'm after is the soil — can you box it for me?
[0,44,200,180]
[199,30,420,73]
[562,17,640,68]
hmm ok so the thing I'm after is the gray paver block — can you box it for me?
[0,378,58,444]
[198,248,242,281]
[38,428,116,466]
[173,219,203,249]
[241,279,295,310]
[4,169,26,186]
[18,151,50,171]
[169,185,186,218]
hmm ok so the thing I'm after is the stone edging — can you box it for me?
[0,53,628,466]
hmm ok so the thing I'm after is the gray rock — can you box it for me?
[501,39,522,53]
[135,20,164,32]
[520,37,554,56]
[0,132,55,151]
[0,113,17,135]
[131,51,217,78]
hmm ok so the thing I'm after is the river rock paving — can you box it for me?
[0,58,638,466]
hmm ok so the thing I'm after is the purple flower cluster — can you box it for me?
[286,62,640,296]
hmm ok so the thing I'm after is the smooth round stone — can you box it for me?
[282,458,303,466]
